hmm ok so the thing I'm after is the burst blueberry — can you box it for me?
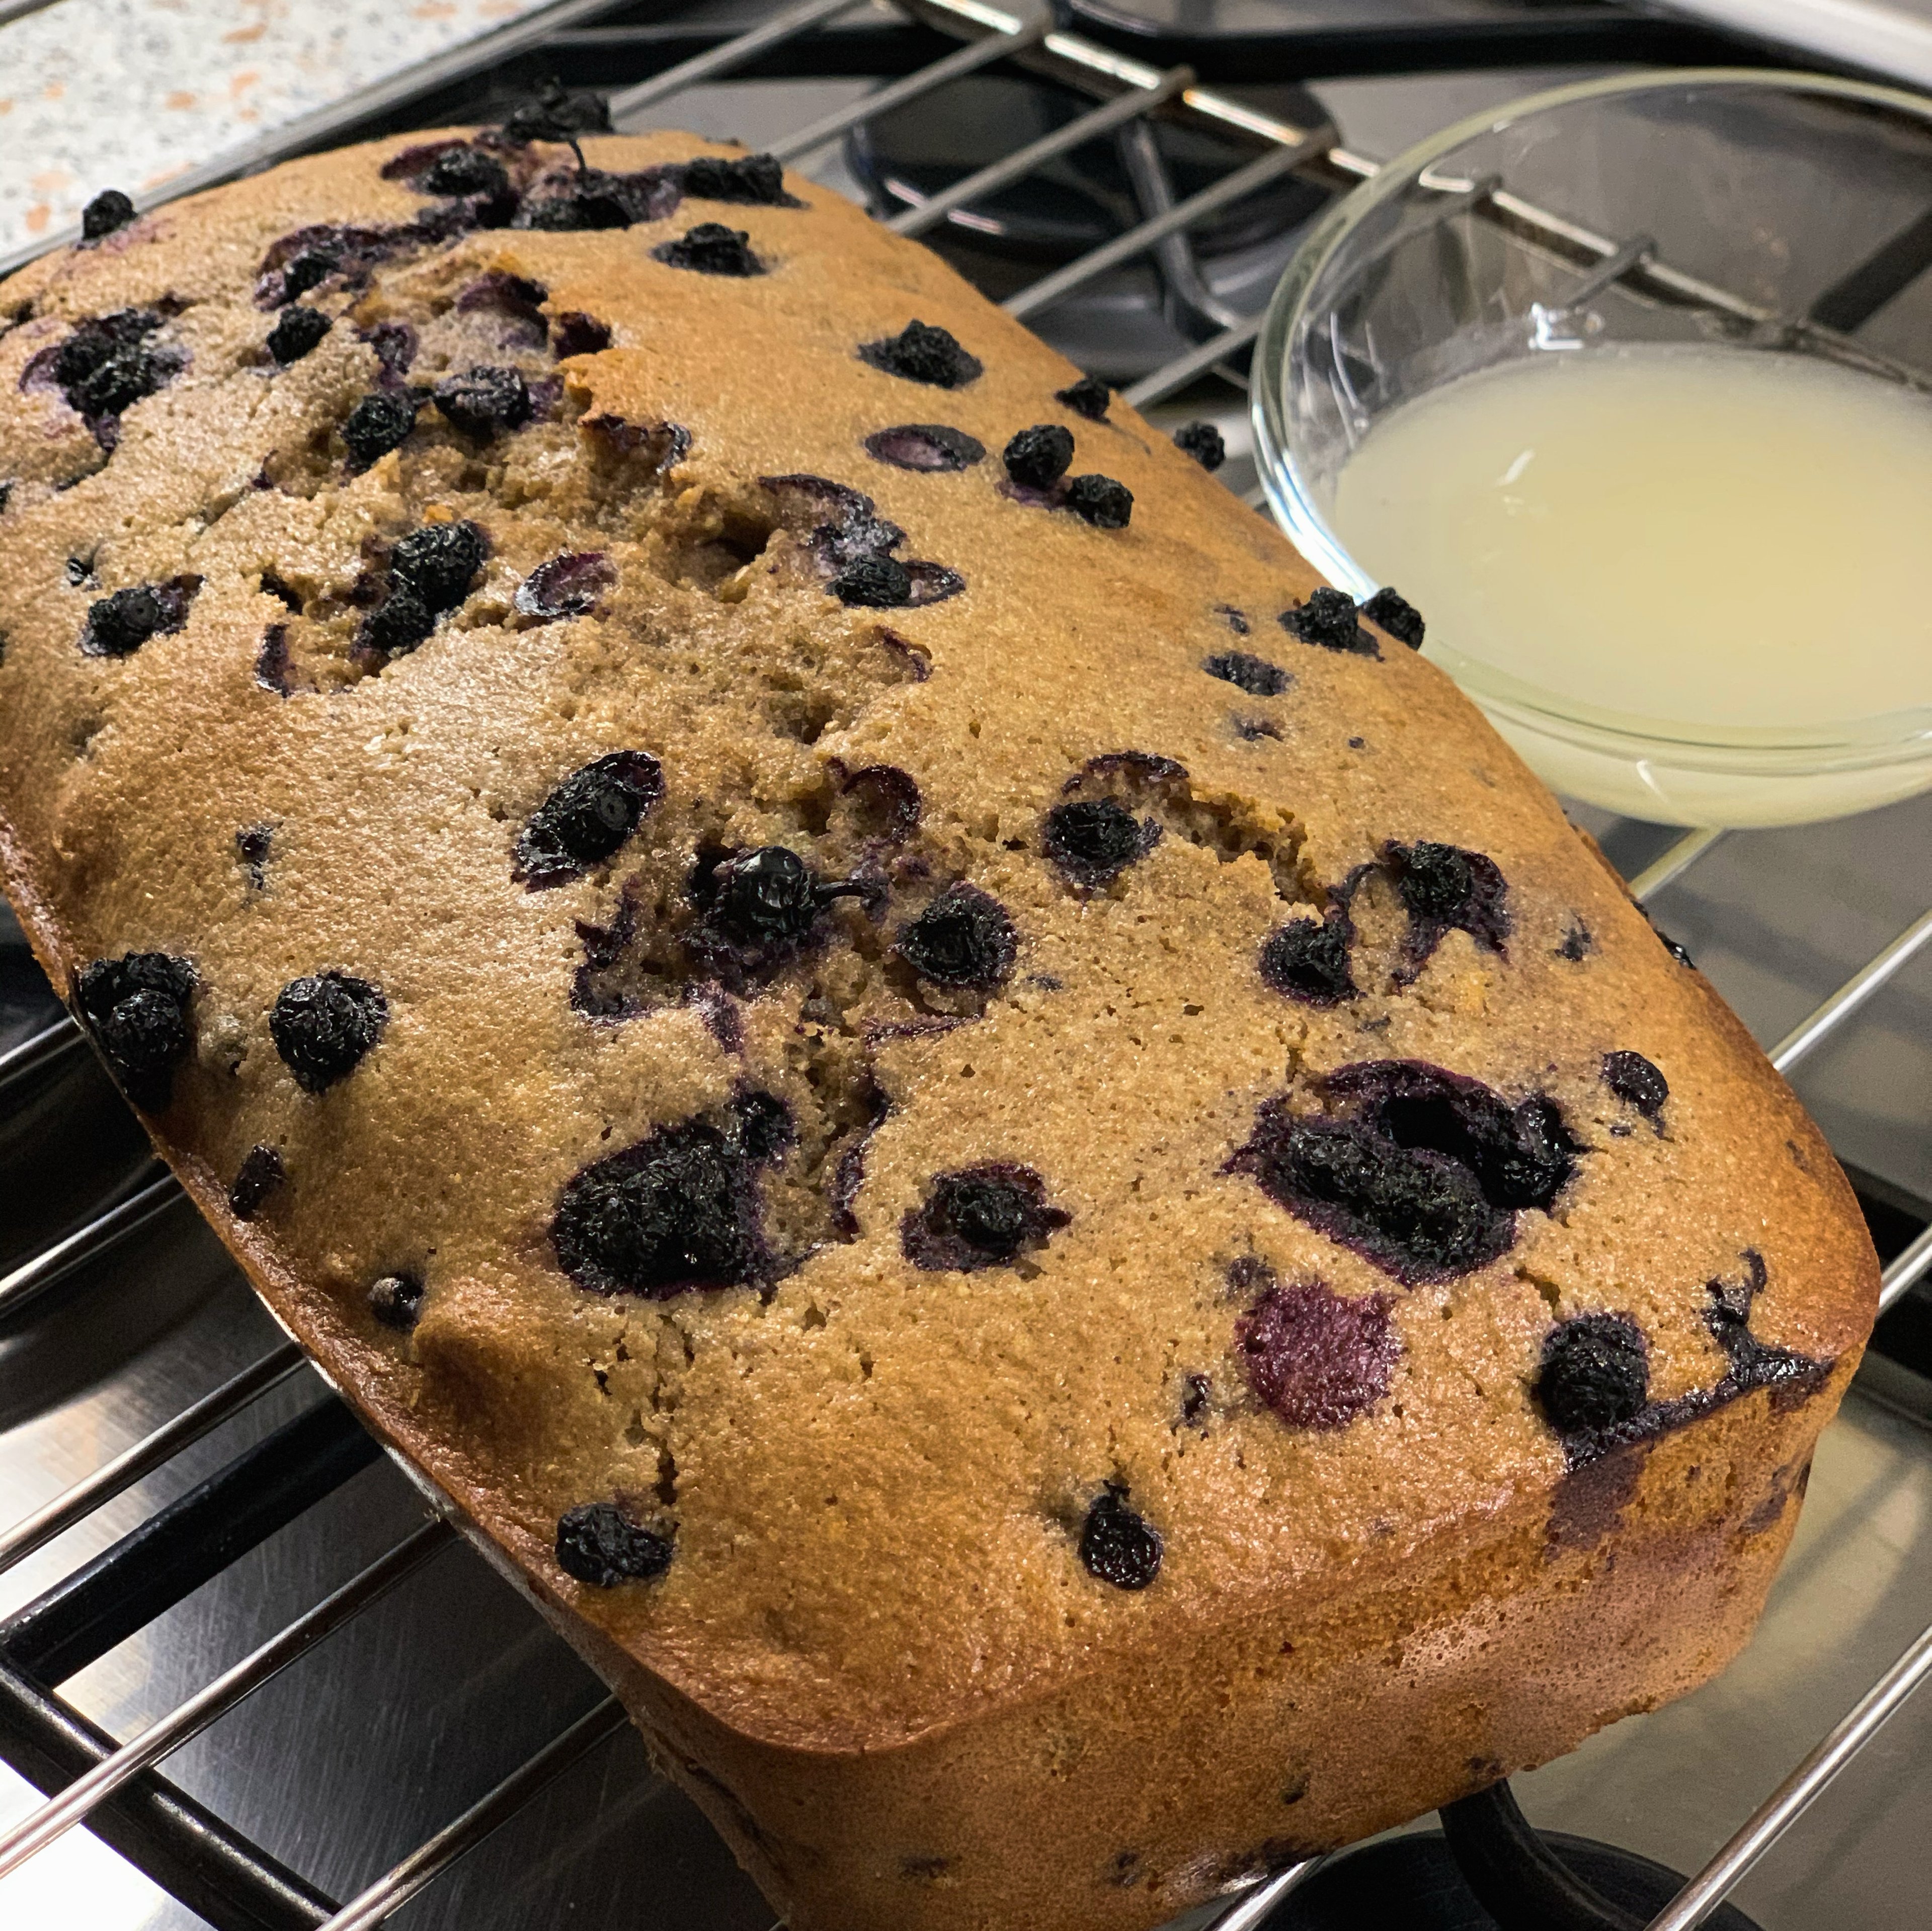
[270,971,387,1093]
[80,583,182,657]
[858,320,982,389]
[281,249,337,300]
[1203,650,1288,697]
[1003,424,1074,490]
[266,305,331,365]
[652,223,762,276]
[515,750,664,885]
[1236,1279,1398,1430]
[1259,917,1355,1005]
[1043,798,1151,887]
[1079,1486,1162,1590]
[897,884,1017,990]
[556,1501,673,1586]
[341,390,418,467]
[53,309,177,419]
[432,364,531,437]
[421,147,510,198]
[73,952,196,1108]
[1063,474,1132,529]
[902,1163,1069,1272]
[1535,1313,1649,1433]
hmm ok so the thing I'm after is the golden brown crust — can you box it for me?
[0,129,1876,1931]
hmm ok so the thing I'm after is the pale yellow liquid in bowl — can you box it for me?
[1327,344,1932,822]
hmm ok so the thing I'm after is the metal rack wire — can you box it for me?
[1,4,1929,1928]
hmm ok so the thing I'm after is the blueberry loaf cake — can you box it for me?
[0,125,1877,1931]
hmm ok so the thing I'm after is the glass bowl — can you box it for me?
[1252,69,1932,828]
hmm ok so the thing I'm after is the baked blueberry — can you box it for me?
[1557,921,1592,963]
[1236,1279,1398,1429]
[897,884,1017,990]
[556,1501,673,1586]
[1259,917,1355,1005]
[341,390,418,467]
[902,1162,1069,1272]
[53,309,179,420]
[422,147,510,198]
[831,554,913,608]
[858,320,982,389]
[1279,586,1374,655]
[1603,1050,1668,1119]
[266,305,331,365]
[1079,1486,1162,1590]
[1043,798,1153,887]
[82,189,137,240]
[270,971,387,1093]
[362,319,418,382]
[228,1143,285,1220]
[517,183,631,231]
[1172,421,1225,470]
[432,364,531,437]
[1535,1313,1649,1433]
[652,223,762,275]
[552,1118,765,1296]
[551,310,611,358]
[1230,1061,1577,1284]
[73,952,196,1108]
[680,152,793,205]
[358,589,434,657]
[863,424,985,472]
[839,763,922,844]
[235,823,273,889]
[390,519,486,612]
[281,249,337,300]
[1361,585,1425,650]
[710,846,820,946]
[79,577,197,657]
[367,1272,425,1330]
[1055,375,1110,420]
[1003,424,1074,490]
[1203,650,1289,697]
[1383,839,1509,979]
[515,750,664,886]
[1063,474,1132,529]
[729,1087,794,1163]
[515,550,614,622]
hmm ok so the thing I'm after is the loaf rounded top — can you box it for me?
[0,128,1874,1751]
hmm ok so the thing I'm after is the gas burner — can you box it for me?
[1275,1786,1766,1930]
[844,73,1334,379]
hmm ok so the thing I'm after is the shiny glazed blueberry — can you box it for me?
[515,750,664,886]
[1536,1313,1649,1433]
[73,952,196,1108]
[556,1501,673,1586]
[266,305,331,365]
[1079,1486,1162,1590]
[1602,1050,1668,1118]
[515,551,614,622]
[1003,424,1074,490]
[858,320,982,388]
[896,883,1017,990]
[228,1143,285,1220]
[1063,474,1132,529]
[367,1272,426,1330]
[270,971,387,1093]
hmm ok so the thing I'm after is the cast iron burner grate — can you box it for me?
[1,5,1930,1930]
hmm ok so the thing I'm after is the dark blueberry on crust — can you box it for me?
[1229,1060,1577,1285]
[1557,920,1592,962]
[358,589,434,657]
[517,185,631,232]
[281,249,337,301]
[367,1272,425,1330]
[551,310,611,358]
[515,750,664,886]
[1536,1314,1648,1433]
[710,846,821,946]
[362,319,418,383]
[1003,424,1074,490]
[341,389,418,468]
[729,1087,794,1163]
[1361,585,1425,650]
[897,884,1017,990]
[1603,1050,1668,1119]
[863,424,985,472]
[902,1162,1069,1272]
[270,971,387,1093]
[831,554,913,608]
[1203,650,1289,698]
[1236,1280,1398,1429]
[652,223,762,276]
[1043,798,1154,887]
[79,577,198,657]
[266,305,330,365]
[53,309,179,420]
[500,76,611,145]
[556,1501,673,1586]
[1259,917,1355,1005]
[1216,602,1250,634]
[73,953,196,1109]
[228,1144,284,1220]
[515,550,614,622]
[680,152,793,205]
[432,364,531,437]
[390,519,487,612]
[1384,839,1510,979]
[1280,586,1375,655]
[1056,375,1110,420]
[235,823,273,889]
[552,1118,765,1296]
[256,624,293,695]
[839,763,922,844]
[858,320,982,389]
[1079,1486,1162,1590]
[421,147,510,198]
[1063,474,1132,529]
[1172,421,1226,470]
[82,190,137,240]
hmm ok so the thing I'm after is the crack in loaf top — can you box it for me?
[0,128,1875,1750]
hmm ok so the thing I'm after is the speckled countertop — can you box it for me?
[0,0,557,262]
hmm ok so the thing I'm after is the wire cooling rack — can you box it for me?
[1,4,1930,1927]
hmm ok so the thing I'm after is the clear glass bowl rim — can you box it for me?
[1250,66,1932,777]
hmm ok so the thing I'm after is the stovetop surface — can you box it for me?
[3,8,1931,1926]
